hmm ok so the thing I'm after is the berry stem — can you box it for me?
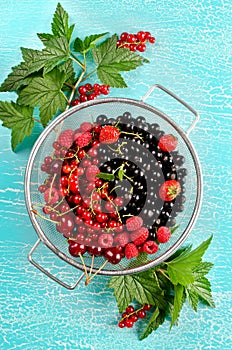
[31,209,60,224]
[86,259,109,285]
[157,268,171,281]
[81,68,98,83]
[78,252,90,283]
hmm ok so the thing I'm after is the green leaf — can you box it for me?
[92,34,148,88]
[17,68,67,127]
[51,3,74,42]
[118,169,124,181]
[59,59,76,86]
[140,307,166,340]
[37,33,55,45]
[186,276,215,308]
[192,262,214,278]
[95,172,115,181]
[171,284,185,327]
[185,287,199,312]
[167,264,195,286]
[74,33,108,54]
[167,236,213,286]
[108,275,135,313]
[73,37,84,53]
[0,61,30,92]
[0,101,34,150]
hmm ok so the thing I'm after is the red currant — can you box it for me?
[137,309,146,318]
[78,85,86,94]
[149,36,155,44]
[80,94,88,102]
[72,99,80,106]
[127,34,136,43]
[118,321,125,328]
[120,32,128,41]
[137,43,146,52]
[85,83,92,91]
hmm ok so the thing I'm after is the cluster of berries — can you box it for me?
[117,31,155,52]
[72,83,110,106]
[38,117,182,267]
[118,304,152,328]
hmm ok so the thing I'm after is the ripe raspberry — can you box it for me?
[143,241,159,254]
[44,187,59,205]
[158,134,178,152]
[99,125,120,144]
[131,227,149,246]
[126,216,143,232]
[85,165,100,182]
[125,243,139,259]
[75,132,92,148]
[57,129,74,148]
[98,233,114,248]
[80,122,93,132]
[156,226,171,243]
[114,232,130,247]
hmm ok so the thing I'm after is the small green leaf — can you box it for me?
[118,169,124,181]
[83,33,108,52]
[18,68,67,127]
[140,307,166,340]
[0,101,34,150]
[167,264,194,286]
[95,172,115,181]
[171,284,185,327]
[73,37,84,53]
[51,2,74,42]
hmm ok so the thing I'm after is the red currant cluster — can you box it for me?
[117,31,155,52]
[72,83,110,106]
[118,304,152,328]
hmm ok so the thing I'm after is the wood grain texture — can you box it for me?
[0,0,232,349]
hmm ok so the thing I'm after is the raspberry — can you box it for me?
[44,187,59,205]
[85,165,100,182]
[99,125,120,144]
[131,227,149,246]
[125,243,139,259]
[57,129,74,148]
[156,226,171,243]
[143,241,159,254]
[75,132,92,148]
[98,233,114,248]
[158,134,178,152]
[80,122,93,132]
[126,216,143,231]
[114,232,130,247]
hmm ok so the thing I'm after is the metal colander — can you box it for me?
[25,84,202,289]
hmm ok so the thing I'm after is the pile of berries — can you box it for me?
[118,304,152,328]
[37,111,187,268]
[117,31,155,52]
[72,83,110,106]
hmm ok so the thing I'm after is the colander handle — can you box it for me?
[141,84,199,135]
[28,239,85,290]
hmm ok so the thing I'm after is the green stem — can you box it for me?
[157,268,171,281]
[81,68,97,82]
[70,53,85,69]
[66,53,87,110]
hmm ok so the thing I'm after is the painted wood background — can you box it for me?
[0,0,231,349]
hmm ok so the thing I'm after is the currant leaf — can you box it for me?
[108,275,136,313]
[51,2,74,42]
[171,284,185,327]
[37,33,56,45]
[0,101,34,150]
[92,34,148,88]
[186,276,215,308]
[0,61,31,92]
[59,59,76,88]
[95,172,115,181]
[139,307,166,341]
[17,68,67,127]
[74,33,108,55]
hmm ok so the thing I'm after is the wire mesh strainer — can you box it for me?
[25,84,202,289]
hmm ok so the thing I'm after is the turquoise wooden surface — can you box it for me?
[0,0,231,349]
